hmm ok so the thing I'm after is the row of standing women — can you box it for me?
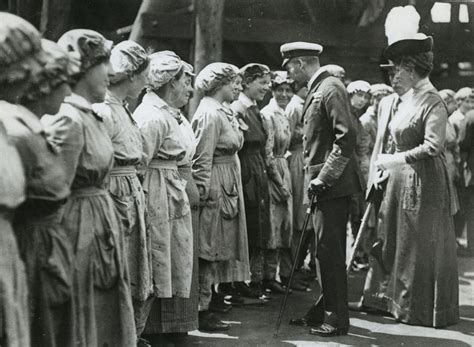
[0,13,304,346]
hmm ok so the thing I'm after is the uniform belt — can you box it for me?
[110,165,136,176]
[72,186,107,197]
[213,155,235,164]
[149,159,178,169]
[274,154,285,159]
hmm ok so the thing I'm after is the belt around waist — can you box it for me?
[213,155,236,164]
[149,159,178,169]
[110,165,136,176]
[274,154,285,159]
[72,186,107,197]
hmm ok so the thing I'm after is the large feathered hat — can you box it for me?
[384,5,433,61]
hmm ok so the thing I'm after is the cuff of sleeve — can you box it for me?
[318,149,351,186]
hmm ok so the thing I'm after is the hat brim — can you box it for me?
[384,36,433,61]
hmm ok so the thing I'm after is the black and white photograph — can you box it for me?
[0,0,473,346]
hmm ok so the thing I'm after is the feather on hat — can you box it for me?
[384,5,433,61]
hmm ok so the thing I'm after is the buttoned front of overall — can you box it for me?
[134,91,193,299]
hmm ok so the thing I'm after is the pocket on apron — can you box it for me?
[166,176,190,219]
[221,183,239,220]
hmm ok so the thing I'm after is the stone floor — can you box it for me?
[149,256,474,346]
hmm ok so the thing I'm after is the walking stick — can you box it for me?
[346,201,374,274]
[273,194,316,338]
[346,170,387,274]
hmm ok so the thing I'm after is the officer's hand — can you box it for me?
[308,177,328,196]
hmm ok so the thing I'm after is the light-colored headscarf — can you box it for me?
[57,29,113,80]
[195,62,238,94]
[0,13,43,87]
[347,80,371,94]
[147,50,183,89]
[271,70,293,87]
[109,40,148,84]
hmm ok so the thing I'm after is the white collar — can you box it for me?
[238,92,257,108]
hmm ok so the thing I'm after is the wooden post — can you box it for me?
[189,0,225,117]
[39,0,72,40]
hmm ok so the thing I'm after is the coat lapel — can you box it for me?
[302,71,331,118]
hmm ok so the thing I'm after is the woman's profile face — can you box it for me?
[232,75,243,101]
[128,65,149,99]
[173,72,193,108]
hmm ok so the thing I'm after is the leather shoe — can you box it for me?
[309,323,348,337]
[198,311,230,332]
[289,317,322,328]
[263,279,290,294]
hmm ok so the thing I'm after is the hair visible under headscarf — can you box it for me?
[109,40,149,84]
[57,29,112,83]
[195,62,239,95]
[240,63,270,86]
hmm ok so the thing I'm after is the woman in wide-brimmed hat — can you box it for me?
[359,5,459,328]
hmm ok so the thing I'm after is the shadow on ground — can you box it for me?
[148,257,474,346]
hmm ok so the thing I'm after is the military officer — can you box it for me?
[281,41,363,337]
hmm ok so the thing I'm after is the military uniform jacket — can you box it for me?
[302,71,363,201]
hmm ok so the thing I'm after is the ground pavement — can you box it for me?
[149,256,473,346]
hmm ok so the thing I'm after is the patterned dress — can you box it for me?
[4,105,74,346]
[286,94,305,231]
[0,102,29,347]
[261,98,293,249]
[42,94,136,346]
